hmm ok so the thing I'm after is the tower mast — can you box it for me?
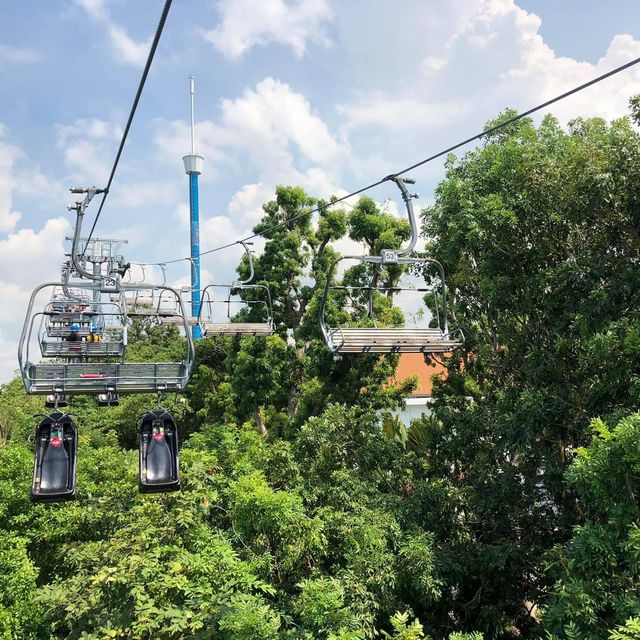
[182,75,203,339]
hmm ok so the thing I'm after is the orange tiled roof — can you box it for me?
[392,353,448,397]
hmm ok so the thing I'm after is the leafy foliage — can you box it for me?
[419,103,640,638]
[3,101,640,638]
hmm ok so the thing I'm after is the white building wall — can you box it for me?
[391,396,433,427]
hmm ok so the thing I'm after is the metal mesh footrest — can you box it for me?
[41,341,124,358]
[160,316,199,326]
[328,328,462,353]
[46,327,92,338]
[26,362,188,394]
[202,322,274,337]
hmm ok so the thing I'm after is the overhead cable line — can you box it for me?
[134,53,640,268]
[80,0,173,259]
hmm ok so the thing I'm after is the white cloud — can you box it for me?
[153,119,229,180]
[0,217,72,383]
[105,23,151,67]
[56,118,122,185]
[205,0,333,59]
[0,217,71,287]
[0,121,77,380]
[330,0,640,198]
[338,97,470,131]
[0,44,42,65]
[430,0,640,123]
[228,183,274,224]
[72,0,109,19]
[201,215,254,265]
[113,181,180,208]
[57,118,122,141]
[61,140,112,184]
[155,77,344,187]
[14,168,68,204]
[219,78,341,166]
[72,0,150,66]
[421,56,447,76]
[0,136,23,233]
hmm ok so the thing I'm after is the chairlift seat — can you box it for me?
[201,322,274,337]
[46,326,92,339]
[160,316,199,326]
[327,327,462,354]
[318,176,465,357]
[198,246,275,340]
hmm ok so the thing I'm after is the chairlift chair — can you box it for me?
[319,176,463,355]
[40,297,125,359]
[198,241,275,337]
[121,266,179,316]
[19,281,194,396]
[21,185,194,501]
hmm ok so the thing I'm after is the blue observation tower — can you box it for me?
[182,75,204,340]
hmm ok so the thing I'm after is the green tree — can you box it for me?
[420,105,640,637]
[544,415,640,639]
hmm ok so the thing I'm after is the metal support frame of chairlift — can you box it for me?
[121,263,180,316]
[21,186,193,500]
[20,280,194,396]
[19,187,195,398]
[319,176,463,355]
[39,296,125,359]
[198,240,275,337]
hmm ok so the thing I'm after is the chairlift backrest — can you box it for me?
[138,408,180,493]
[31,411,77,502]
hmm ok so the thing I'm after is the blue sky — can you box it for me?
[2,0,640,381]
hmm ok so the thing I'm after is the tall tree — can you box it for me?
[418,106,640,636]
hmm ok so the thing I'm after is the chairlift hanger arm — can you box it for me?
[384,175,419,257]
[67,187,106,280]
[234,241,255,286]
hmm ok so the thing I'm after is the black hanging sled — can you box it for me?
[138,408,180,493]
[31,412,77,502]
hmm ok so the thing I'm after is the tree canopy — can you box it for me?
[2,101,640,639]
